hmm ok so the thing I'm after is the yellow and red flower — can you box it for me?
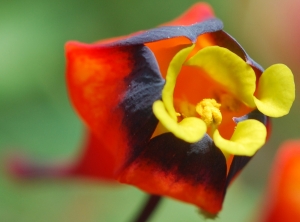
[10,3,295,214]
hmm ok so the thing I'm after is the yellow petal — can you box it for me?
[253,64,295,117]
[185,46,256,107]
[213,119,267,156]
[162,44,195,121]
[153,100,207,143]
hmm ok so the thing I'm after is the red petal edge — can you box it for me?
[162,3,215,26]
[66,42,134,173]
[72,131,116,180]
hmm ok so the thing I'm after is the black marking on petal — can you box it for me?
[141,133,227,191]
[213,31,264,72]
[118,45,165,163]
[233,109,268,125]
[108,19,223,46]
[225,156,251,189]
[210,30,247,61]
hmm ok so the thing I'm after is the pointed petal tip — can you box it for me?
[188,2,215,17]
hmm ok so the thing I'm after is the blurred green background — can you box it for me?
[1,0,299,221]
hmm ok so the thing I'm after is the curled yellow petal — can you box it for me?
[162,44,195,121]
[153,100,207,143]
[213,119,267,156]
[185,46,256,107]
[253,64,295,117]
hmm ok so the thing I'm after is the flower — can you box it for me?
[66,3,294,213]
[260,141,300,222]
[9,3,295,214]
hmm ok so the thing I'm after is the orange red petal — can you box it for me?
[66,42,165,174]
[261,141,300,222]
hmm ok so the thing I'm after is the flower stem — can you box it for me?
[132,194,162,222]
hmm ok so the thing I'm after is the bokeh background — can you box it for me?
[1,0,299,221]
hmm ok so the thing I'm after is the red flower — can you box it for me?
[260,141,300,222]
[9,3,294,215]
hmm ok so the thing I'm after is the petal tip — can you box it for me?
[214,119,267,156]
[162,3,215,26]
[254,64,295,117]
